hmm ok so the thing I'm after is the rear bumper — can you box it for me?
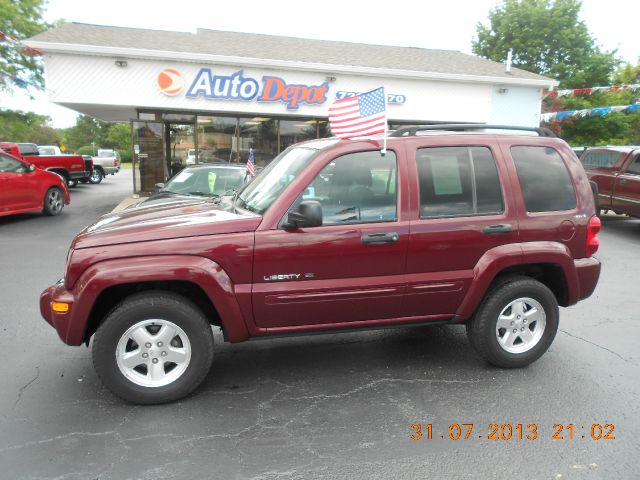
[40,280,82,345]
[574,257,601,301]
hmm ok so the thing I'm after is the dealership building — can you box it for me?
[27,23,556,193]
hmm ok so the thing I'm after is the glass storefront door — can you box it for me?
[166,122,195,177]
[132,120,164,193]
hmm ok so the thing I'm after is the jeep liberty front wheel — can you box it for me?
[92,291,214,404]
[466,276,559,368]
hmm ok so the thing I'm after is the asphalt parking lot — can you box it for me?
[1,169,638,479]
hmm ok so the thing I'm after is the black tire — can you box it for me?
[68,179,77,188]
[89,168,104,184]
[42,187,65,216]
[92,291,214,404]
[466,276,559,368]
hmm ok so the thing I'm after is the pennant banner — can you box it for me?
[0,30,41,56]
[544,84,640,99]
[541,103,640,123]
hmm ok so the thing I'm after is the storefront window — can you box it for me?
[318,120,330,139]
[197,116,237,164]
[163,113,196,122]
[239,117,278,167]
[279,119,318,151]
[138,112,158,121]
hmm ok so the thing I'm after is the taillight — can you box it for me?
[586,215,601,256]
[114,158,119,167]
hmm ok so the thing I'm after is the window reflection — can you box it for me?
[197,116,237,164]
[279,119,318,151]
[239,117,278,167]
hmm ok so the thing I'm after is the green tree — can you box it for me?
[104,123,131,150]
[101,122,131,161]
[62,115,109,152]
[0,0,50,93]
[473,0,618,88]
[0,108,61,144]
[612,63,640,84]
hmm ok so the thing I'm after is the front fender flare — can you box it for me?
[63,255,249,345]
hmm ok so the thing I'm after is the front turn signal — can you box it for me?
[51,301,70,313]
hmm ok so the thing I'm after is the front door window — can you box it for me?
[289,150,398,225]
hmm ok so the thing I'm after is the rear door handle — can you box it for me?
[361,232,399,244]
[482,224,513,235]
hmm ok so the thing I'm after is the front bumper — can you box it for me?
[40,279,82,345]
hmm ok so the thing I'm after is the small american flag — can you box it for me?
[329,87,387,139]
[246,148,256,177]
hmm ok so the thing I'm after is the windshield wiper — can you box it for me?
[188,191,220,197]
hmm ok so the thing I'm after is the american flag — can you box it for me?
[246,148,256,177]
[328,87,387,139]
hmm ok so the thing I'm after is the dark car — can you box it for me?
[40,125,601,404]
[128,163,255,209]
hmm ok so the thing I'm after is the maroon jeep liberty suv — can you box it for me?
[40,125,601,404]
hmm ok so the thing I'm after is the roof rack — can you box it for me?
[389,124,557,138]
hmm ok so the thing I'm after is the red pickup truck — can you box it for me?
[580,146,640,218]
[0,142,91,186]
[40,125,601,404]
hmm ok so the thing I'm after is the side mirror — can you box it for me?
[283,200,323,229]
[154,182,165,192]
[28,164,35,172]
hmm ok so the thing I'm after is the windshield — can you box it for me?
[98,150,115,157]
[163,167,247,196]
[236,147,317,214]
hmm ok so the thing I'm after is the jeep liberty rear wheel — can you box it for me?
[466,276,559,368]
[92,291,214,404]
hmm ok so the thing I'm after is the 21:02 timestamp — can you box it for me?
[409,423,616,441]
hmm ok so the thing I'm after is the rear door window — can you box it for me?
[416,146,503,218]
[511,146,577,212]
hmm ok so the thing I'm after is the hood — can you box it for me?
[74,199,261,249]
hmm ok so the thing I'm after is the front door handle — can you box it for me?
[361,232,399,244]
[482,224,513,235]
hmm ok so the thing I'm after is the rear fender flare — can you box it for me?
[455,242,577,321]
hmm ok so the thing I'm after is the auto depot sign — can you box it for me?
[157,68,329,110]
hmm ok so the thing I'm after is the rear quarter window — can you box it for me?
[511,146,577,213]
[581,150,622,168]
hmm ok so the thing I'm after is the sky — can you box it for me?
[1,0,638,128]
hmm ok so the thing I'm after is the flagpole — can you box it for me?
[381,86,388,156]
